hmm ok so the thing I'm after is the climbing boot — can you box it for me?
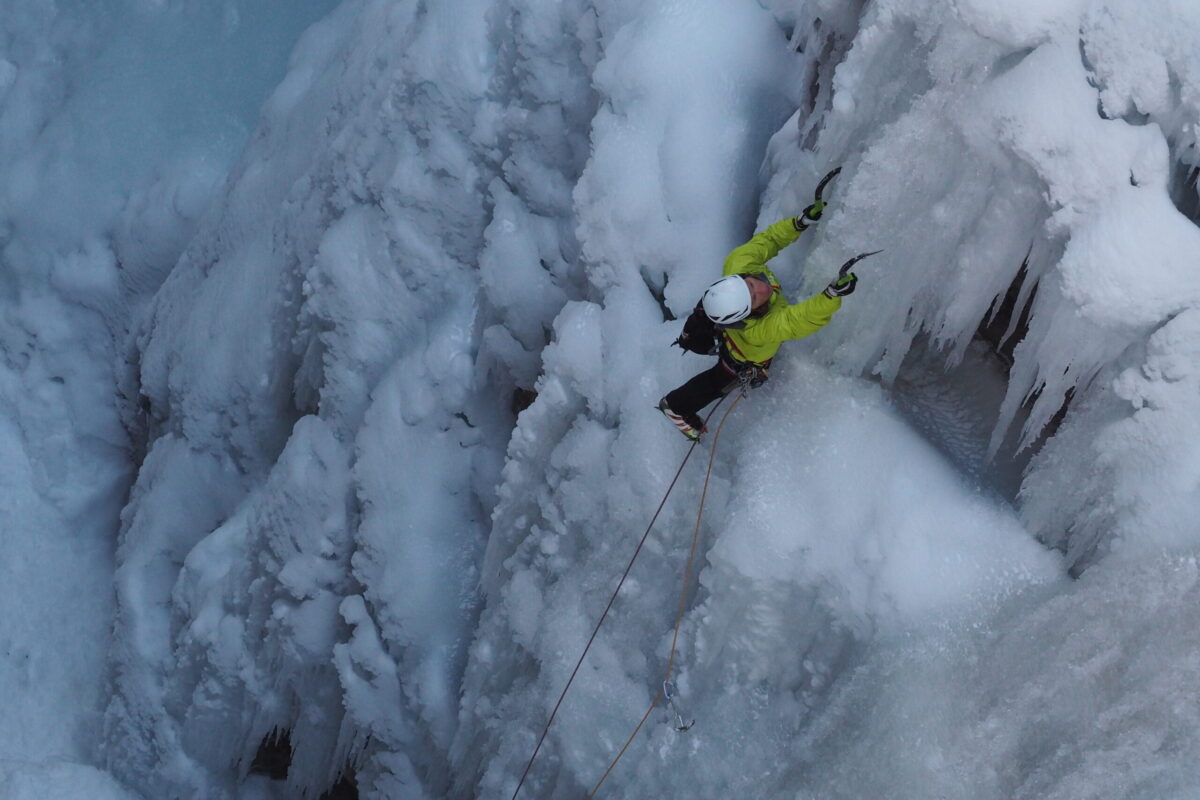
[657,398,704,441]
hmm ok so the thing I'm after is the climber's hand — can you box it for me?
[793,200,825,230]
[823,272,857,298]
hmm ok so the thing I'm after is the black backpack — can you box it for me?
[674,271,774,355]
[673,303,721,355]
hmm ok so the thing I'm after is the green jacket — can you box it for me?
[721,218,841,365]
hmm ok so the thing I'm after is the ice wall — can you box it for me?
[452,0,1200,796]
[786,552,1200,800]
[0,0,331,796]
[759,0,1200,569]
[75,0,1200,797]
[448,2,1062,797]
[104,0,598,796]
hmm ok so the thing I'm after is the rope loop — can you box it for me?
[586,391,742,797]
[511,393,736,800]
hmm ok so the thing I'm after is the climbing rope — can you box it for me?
[586,390,743,798]
[511,393,738,800]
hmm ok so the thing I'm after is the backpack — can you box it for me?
[673,303,721,355]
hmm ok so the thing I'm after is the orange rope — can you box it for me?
[587,391,744,798]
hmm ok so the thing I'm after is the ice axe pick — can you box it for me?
[837,249,883,282]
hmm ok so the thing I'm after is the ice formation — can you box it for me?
[1,0,1198,798]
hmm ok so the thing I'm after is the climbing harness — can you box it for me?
[511,390,744,800]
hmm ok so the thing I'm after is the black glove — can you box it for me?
[673,332,717,354]
[823,251,881,297]
[823,272,857,298]
[674,305,720,355]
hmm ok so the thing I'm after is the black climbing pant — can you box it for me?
[665,351,768,429]
[664,363,739,428]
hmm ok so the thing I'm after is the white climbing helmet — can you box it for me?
[701,275,751,325]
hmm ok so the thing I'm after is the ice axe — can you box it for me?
[814,166,841,202]
[824,249,882,295]
[802,166,842,221]
[812,169,882,284]
[838,249,882,279]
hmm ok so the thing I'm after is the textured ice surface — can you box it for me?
[0,0,334,796]
[3,0,1200,798]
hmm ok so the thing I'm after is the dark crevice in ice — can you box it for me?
[249,729,360,799]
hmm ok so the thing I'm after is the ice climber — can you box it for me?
[658,197,866,441]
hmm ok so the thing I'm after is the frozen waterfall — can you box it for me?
[1,0,1198,798]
